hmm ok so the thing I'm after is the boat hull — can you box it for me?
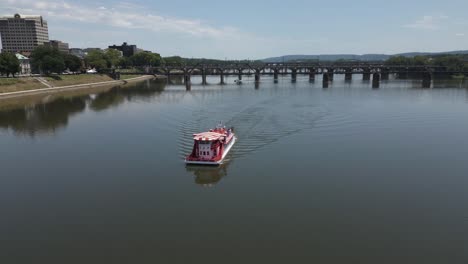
[185,136,237,166]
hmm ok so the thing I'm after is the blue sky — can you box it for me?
[1,0,468,59]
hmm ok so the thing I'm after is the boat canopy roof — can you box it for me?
[193,131,225,141]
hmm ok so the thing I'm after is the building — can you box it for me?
[0,14,49,54]
[15,53,31,75]
[108,42,137,57]
[47,40,69,53]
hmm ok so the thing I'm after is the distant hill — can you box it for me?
[262,50,468,63]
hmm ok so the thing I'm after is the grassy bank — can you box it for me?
[0,78,46,93]
[44,74,114,87]
[0,74,151,94]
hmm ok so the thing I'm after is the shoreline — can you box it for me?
[0,75,161,100]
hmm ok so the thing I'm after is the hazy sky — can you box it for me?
[1,0,468,59]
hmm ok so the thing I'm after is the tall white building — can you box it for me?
[0,14,49,54]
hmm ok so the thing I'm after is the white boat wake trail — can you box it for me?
[178,95,330,161]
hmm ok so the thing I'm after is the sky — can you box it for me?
[1,0,468,59]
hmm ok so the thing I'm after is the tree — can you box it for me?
[30,45,65,74]
[85,50,108,70]
[104,49,122,68]
[164,56,184,65]
[117,57,132,68]
[63,54,82,72]
[432,55,465,72]
[130,52,163,67]
[0,52,21,77]
[412,56,429,66]
[42,55,66,74]
[386,56,411,65]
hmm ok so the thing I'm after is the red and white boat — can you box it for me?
[185,124,237,165]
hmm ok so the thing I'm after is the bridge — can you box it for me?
[121,62,468,89]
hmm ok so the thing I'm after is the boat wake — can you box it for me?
[178,96,329,161]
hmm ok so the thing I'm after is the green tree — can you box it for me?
[30,45,65,74]
[431,55,465,72]
[85,50,108,70]
[150,53,163,67]
[42,55,66,74]
[104,49,122,68]
[0,52,21,77]
[117,57,132,68]
[412,56,430,66]
[63,54,82,72]
[163,56,184,65]
[386,56,411,65]
[130,52,163,67]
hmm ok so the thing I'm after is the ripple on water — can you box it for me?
[177,95,330,161]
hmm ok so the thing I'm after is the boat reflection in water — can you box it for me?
[185,163,229,187]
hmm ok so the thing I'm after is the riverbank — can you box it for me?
[0,74,153,93]
[0,74,159,100]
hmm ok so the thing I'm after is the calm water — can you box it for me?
[1,75,468,263]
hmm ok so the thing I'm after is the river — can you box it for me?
[1,75,468,263]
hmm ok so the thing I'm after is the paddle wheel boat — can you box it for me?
[185,124,236,165]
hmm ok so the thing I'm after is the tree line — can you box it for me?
[386,54,468,72]
[85,49,163,70]
[30,46,82,74]
[1,45,84,76]
[1,46,166,77]
[162,56,263,66]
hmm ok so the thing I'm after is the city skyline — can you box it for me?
[1,0,468,59]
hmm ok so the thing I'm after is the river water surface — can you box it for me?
[1,75,468,263]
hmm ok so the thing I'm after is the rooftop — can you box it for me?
[15,53,29,60]
[193,132,225,141]
[0,14,42,19]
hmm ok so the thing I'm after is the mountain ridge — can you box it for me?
[262,50,468,62]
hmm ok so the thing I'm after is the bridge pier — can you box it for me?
[184,74,191,90]
[323,73,330,88]
[220,71,225,85]
[345,69,352,81]
[372,73,381,88]
[363,68,371,81]
[255,69,261,83]
[201,68,207,85]
[237,69,243,81]
[422,72,432,88]
[328,68,334,81]
[309,68,316,82]
[291,68,297,83]
[274,69,279,82]
[184,74,191,84]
